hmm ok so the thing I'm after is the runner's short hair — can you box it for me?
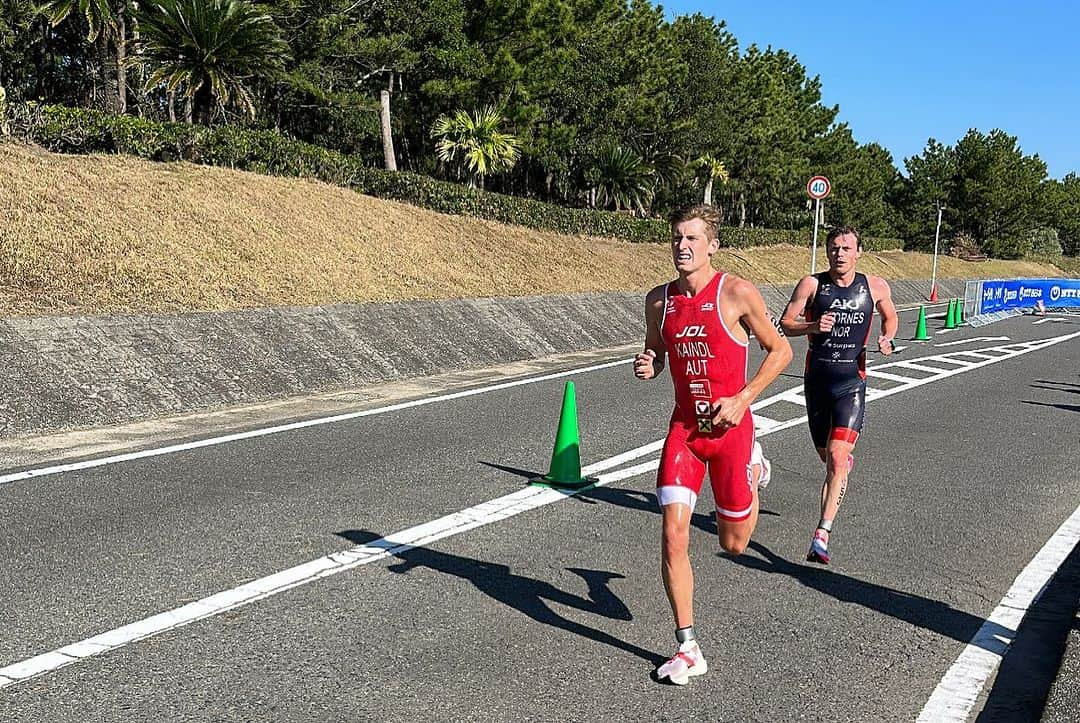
[669,205,721,240]
[826,226,862,250]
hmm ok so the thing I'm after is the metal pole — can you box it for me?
[930,203,943,296]
[810,198,821,273]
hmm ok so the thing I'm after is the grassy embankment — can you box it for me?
[0,142,1070,317]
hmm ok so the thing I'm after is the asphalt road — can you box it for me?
[1,311,1078,722]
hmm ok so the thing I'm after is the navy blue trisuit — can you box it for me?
[802,271,876,449]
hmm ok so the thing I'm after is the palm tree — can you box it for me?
[589,144,655,215]
[431,106,521,190]
[40,0,127,112]
[136,0,289,124]
[690,154,729,207]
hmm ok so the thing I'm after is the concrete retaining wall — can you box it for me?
[0,278,971,437]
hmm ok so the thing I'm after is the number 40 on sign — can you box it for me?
[807,175,831,200]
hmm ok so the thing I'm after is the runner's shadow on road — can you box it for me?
[336,529,664,666]
[479,463,783,529]
[576,486,781,535]
[1029,379,1080,394]
[733,541,1014,653]
[1022,400,1080,414]
[577,487,717,534]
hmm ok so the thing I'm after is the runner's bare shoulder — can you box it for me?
[866,274,892,300]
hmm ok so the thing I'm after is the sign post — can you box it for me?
[806,175,831,273]
[929,202,944,301]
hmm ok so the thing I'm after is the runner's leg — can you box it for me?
[657,424,706,627]
[656,426,709,683]
[712,418,758,555]
[809,383,865,563]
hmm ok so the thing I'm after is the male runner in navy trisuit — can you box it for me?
[780,227,898,564]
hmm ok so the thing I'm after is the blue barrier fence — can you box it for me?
[964,278,1080,315]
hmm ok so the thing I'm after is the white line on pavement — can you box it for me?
[0,357,633,488]
[0,300,963,489]
[865,370,919,384]
[935,336,1010,347]
[3,332,1077,690]
[752,414,781,431]
[0,457,660,687]
[917,503,1080,722]
[0,299,940,488]
[893,361,959,374]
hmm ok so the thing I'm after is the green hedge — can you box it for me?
[11,104,905,251]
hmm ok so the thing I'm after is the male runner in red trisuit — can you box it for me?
[634,205,792,684]
[780,227,898,565]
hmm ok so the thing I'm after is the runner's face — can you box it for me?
[671,219,717,274]
[827,233,861,274]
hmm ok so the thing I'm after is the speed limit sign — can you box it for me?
[807,175,831,200]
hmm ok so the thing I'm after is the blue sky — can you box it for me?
[661,1,1078,179]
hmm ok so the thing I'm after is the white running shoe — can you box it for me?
[656,640,708,685]
[806,529,830,565]
[752,441,772,491]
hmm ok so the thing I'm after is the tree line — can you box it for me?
[0,0,1076,256]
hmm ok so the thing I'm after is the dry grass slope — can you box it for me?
[0,143,1069,316]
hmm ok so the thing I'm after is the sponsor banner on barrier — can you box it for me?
[978,278,1080,314]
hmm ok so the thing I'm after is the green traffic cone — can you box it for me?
[532,381,597,489]
[956,299,965,324]
[913,305,930,341]
[945,299,957,329]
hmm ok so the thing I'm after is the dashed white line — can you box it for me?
[0,456,661,688]
[2,331,1078,692]
[935,336,1010,347]
[0,357,633,488]
[865,370,919,384]
[918,503,1080,722]
[948,351,999,360]
[753,414,782,431]
[893,361,958,374]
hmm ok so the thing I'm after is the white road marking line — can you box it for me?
[780,390,807,406]
[918,503,1080,722]
[753,415,781,431]
[578,439,664,475]
[949,351,1001,360]
[0,302,1012,489]
[749,387,801,410]
[0,458,656,688]
[916,358,973,368]
[2,332,1077,690]
[865,370,920,384]
[894,362,958,374]
[0,302,938,488]
[0,357,633,487]
[935,336,1010,347]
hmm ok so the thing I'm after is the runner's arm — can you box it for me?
[634,286,667,380]
[870,276,899,354]
[712,280,793,427]
[780,275,822,337]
